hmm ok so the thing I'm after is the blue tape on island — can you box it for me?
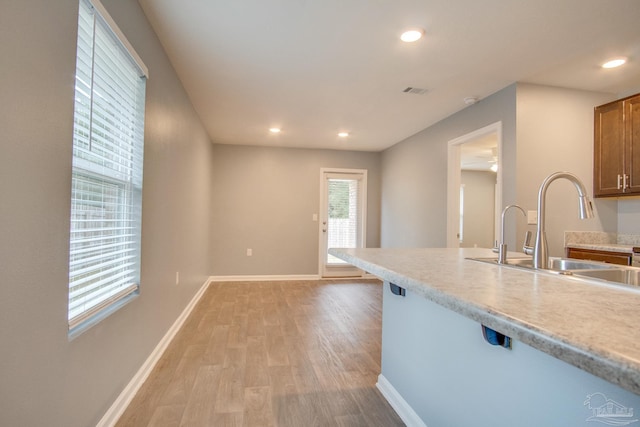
[389,283,406,297]
[482,325,512,349]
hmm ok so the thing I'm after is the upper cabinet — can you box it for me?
[594,93,640,197]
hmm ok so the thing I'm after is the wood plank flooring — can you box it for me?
[115,279,405,427]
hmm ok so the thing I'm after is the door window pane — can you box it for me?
[326,178,360,264]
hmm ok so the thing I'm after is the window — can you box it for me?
[68,0,148,333]
[327,178,360,264]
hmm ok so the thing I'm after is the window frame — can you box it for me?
[68,0,148,337]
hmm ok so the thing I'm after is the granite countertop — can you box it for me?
[330,247,640,395]
[566,243,637,253]
[565,231,640,253]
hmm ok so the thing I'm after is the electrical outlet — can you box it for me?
[247,248,252,256]
[176,271,180,285]
[527,210,538,225]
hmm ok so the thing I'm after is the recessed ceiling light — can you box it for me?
[269,127,281,133]
[338,132,349,138]
[602,58,627,69]
[400,28,425,43]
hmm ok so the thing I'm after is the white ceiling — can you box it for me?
[137,0,640,152]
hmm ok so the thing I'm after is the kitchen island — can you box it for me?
[330,247,640,427]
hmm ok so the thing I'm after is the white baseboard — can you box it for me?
[96,277,213,427]
[210,273,380,282]
[376,374,428,427]
[209,274,321,282]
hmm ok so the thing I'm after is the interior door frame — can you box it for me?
[319,168,367,277]
[446,122,503,248]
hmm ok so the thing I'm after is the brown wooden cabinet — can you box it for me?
[594,93,640,197]
[566,247,632,266]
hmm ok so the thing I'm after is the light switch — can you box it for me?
[527,210,538,225]
[246,248,252,256]
[312,213,318,221]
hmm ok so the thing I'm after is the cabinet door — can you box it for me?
[594,101,625,196]
[626,95,640,194]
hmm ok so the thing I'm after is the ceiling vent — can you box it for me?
[403,87,429,95]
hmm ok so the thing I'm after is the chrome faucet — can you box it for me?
[496,204,526,264]
[532,172,594,269]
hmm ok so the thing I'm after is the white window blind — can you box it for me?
[69,0,147,331]
[326,178,361,264]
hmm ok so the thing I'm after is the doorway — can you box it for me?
[319,168,367,277]
[447,122,502,248]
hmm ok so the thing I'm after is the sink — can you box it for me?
[468,256,640,288]
[470,257,533,268]
[470,257,617,271]
[571,268,640,287]
[548,258,620,271]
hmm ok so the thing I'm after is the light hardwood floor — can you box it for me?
[115,279,405,427]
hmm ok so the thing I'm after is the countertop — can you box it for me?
[329,247,640,395]
[566,242,638,254]
[564,231,640,254]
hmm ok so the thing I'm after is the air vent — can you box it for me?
[403,87,428,95]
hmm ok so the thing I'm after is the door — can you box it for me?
[319,169,367,277]
[447,122,502,248]
[626,95,640,194]
[594,100,624,196]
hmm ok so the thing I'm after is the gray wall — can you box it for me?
[461,170,496,249]
[514,83,617,255]
[381,84,517,248]
[618,199,640,234]
[380,83,624,255]
[210,144,381,276]
[0,1,214,426]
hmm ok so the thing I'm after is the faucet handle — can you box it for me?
[522,231,533,255]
